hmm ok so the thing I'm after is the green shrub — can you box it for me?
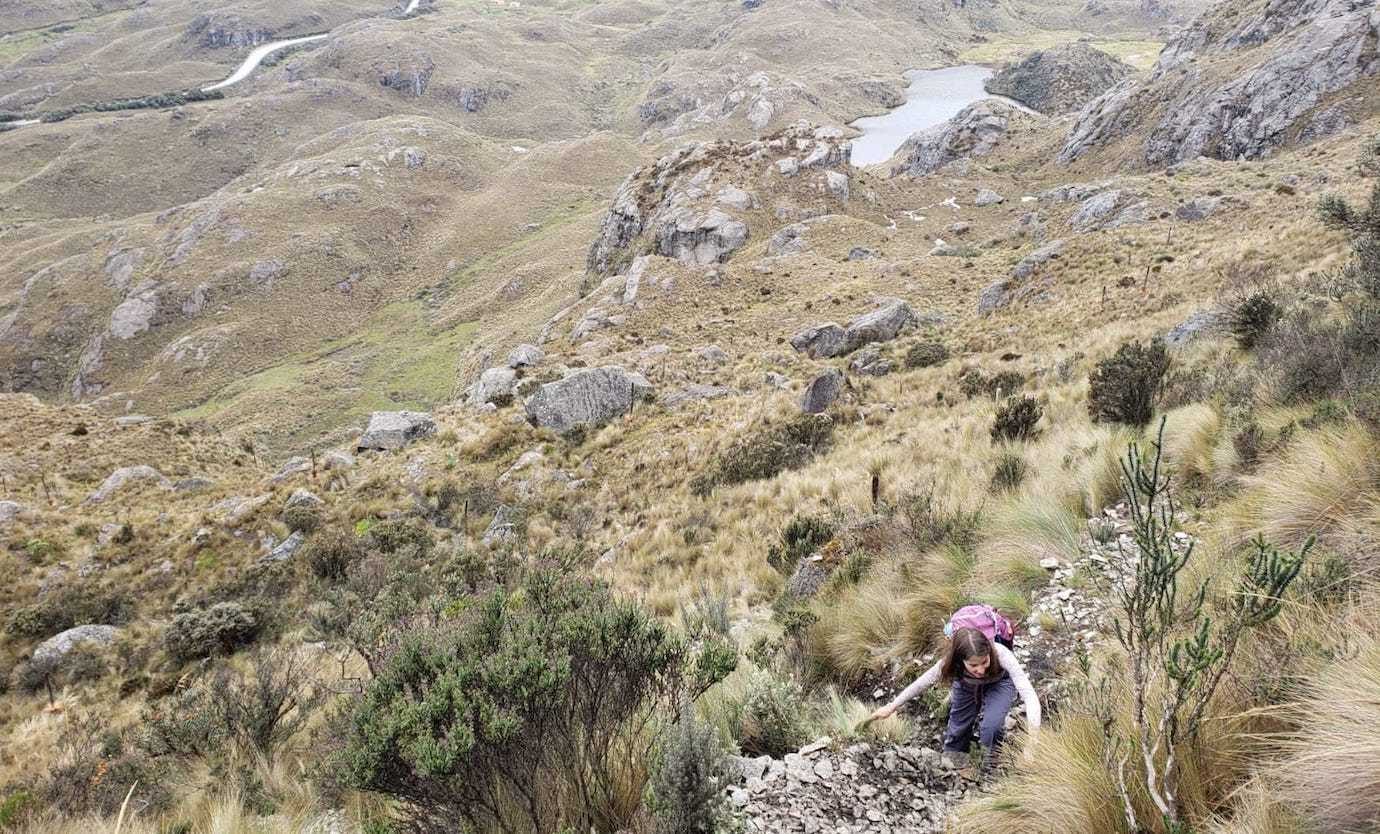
[164,602,260,662]
[365,518,434,556]
[690,414,834,496]
[990,395,1043,442]
[765,514,834,576]
[1231,291,1282,349]
[958,368,1024,400]
[732,671,811,757]
[282,502,322,534]
[302,527,364,581]
[896,486,982,552]
[1087,337,1169,426]
[337,571,723,834]
[647,701,734,834]
[990,451,1027,492]
[43,716,174,819]
[0,790,34,829]
[4,584,132,638]
[905,341,950,369]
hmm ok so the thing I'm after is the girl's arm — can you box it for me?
[879,658,944,714]
[994,643,1041,737]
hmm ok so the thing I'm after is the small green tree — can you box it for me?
[1088,338,1170,427]
[648,700,734,834]
[1104,418,1309,832]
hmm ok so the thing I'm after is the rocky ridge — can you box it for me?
[984,42,1135,115]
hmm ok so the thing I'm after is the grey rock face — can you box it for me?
[260,530,305,564]
[663,384,734,409]
[978,278,1017,317]
[85,465,172,504]
[847,247,878,261]
[849,346,893,377]
[0,500,28,526]
[470,367,519,407]
[984,42,1134,115]
[792,301,919,359]
[655,207,748,266]
[507,344,545,368]
[790,323,850,359]
[974,188,1005,206]
[32,624,120,667]
[483,504,520,546]
[1070,189,1125,230]
[586,174,644,275]
[1164,309,1229,346]
[324,451,355,471]
[524,366,654,433]
[356,411,437,451]
[285,489,322,510]
[890,100,1015,176]
[801,369,844,414]
[1059,0,1380,166]
[1176,196,1223,221]
[1012,239,1066,280]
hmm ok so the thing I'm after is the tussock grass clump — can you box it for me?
[1276,601,1380,834]
[766,514,834,576]
[990,451,1028,492]
[690,414,834,497]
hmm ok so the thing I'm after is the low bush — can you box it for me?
[959,368,1025,400]
[4,584,133,638]
[731,670,812,758]
[336,571,726,834]
[1087,337,1169,426]
[282,502,322,534]
[164,602,260,662]
[365,517,435,556]
[690,414,834,496]
[905,341,950,369]
[302,527,364,581]
[896,486,983,553]
[766,514,834,576]
[990,396,1043,443]
[1230,291,1282,350]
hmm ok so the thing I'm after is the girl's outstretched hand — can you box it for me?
[868,704,896,722]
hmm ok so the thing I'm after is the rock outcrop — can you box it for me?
[524,366,654,434]
[889,101,1016,176]
[984,43,1134,115]
[470,367,519,407]
[586,123,850,275]
[85,465,173,504]
[801,369,844,414]
[356,411,436,452]
[1059,0,1380,166]
[32,625,120,668]
[791,301,920,359]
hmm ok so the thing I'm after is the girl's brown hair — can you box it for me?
[939,627,1003,685]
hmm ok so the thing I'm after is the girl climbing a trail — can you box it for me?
[868,605,1041,778]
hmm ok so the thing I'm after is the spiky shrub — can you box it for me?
[164,602,260,662]
[959,368,1025,400]
[647,700,734,834]
[690,414,834,496]
[905,341,950,369]
[766,514,834,576]
[1087,338,1170,427]
[1099,419,1309,833]
[337,571,729,834]
[991,396,1044,443]
[1230,291,1281,350]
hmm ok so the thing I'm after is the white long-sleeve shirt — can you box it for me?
[884,643,1042,736]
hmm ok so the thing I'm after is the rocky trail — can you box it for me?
[725,501,1176,832]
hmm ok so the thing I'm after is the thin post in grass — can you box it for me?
[1103,416,1311,832]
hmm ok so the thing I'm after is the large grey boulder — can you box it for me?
[978,279,1017,317]
[524,366,654,433]
[844,301,918,350]
[32,625,120,667]
[507,344,545,368]
[0,500,28,526]
[85,465,172,504]
[790,323,850,359]
[1059,0,1380,166]
[1070,190,1126,230]
[470,367,519,407]
[1176,196,1223,222]
[984,43,1134,115]
[890,100,1015,176]
[801,369,844,414]
[1012,239,1066,280]
[356,411,436,452]
[260,530,305,564]
[655,207,749,266]
[1165,309,1229,346]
